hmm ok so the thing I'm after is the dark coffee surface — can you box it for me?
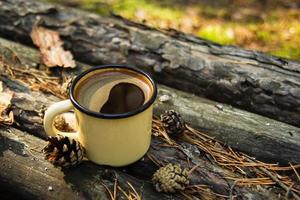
[100,83,145,114]
[74,69,152,114]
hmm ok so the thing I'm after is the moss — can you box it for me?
[116,0,181,18]
[198,6,227,18]
[272,46,300,60]
[46,0,300,60]
[256,31,273,43]
[197,25,235,45]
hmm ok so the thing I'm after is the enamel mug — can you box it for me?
[43,65,157,167]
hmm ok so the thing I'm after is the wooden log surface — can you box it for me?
[1,38,299,165]
[1,118,285,200]
[0,0,300,127]
[0,126,171,200]
[1,38,297,199]
[0,72,285,200]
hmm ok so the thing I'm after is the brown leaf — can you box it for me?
[0,81,14,125]
[30,26,76,68]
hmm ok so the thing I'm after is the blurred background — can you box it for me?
[48,0,300,60]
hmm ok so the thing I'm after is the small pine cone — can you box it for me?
[152,163,189,193]
[160,110,186,137]
[43,135,85,168]
[54,115,74,132]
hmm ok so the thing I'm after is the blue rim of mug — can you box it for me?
[69,64,157,119]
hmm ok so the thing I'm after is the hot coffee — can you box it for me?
[100,82,145,114]
[73,68,153,114]
[44,65,157,166]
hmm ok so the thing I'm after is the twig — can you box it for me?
[269,164,300,171]
[246,157,300,200]
[100,181,115,200]
[146,153,163,166]
[188,163,202,176]
[229,181,238,200]
[290,163,300,183]
[117,186,130,199]
[179,191,194,200]
[127,182,141,200]
[113,179,117,200]
[186,184,230,198]
[286,184,294,200]
[3,64,15,77]
[159,130,173,145]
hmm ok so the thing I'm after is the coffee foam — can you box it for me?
[74,69,153,114]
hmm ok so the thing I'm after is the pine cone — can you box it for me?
[160,110,186,137]
[43,135,85,168]
[54,115,74,132]
[152,163,189,193]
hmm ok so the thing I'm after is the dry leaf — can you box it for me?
[30,26,76,68]
[0,81,14,125]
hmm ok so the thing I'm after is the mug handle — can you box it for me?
[43,99,79,140]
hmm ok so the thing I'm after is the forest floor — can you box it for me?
[48,0,300,60]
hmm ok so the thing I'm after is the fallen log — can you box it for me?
[1,40,300,199]
[0,0,300,127]
[2,120,288,199]
[1,38,299,164]
[0,126,176,200]
[0,77,289,200]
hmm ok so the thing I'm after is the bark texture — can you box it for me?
[0,126,174,200]
[1,38,299,165]
[0,0,300,127]
[0,57,281,200]
[0,77,283,200]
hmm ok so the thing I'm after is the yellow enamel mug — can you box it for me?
[43,65,157,167]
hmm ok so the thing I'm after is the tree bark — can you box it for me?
[0,126,176,200]
[0,38,295,200]
[1,37,299,165]
[1,120,285,200]
[0,0,300,127]
[0,78,284,200]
